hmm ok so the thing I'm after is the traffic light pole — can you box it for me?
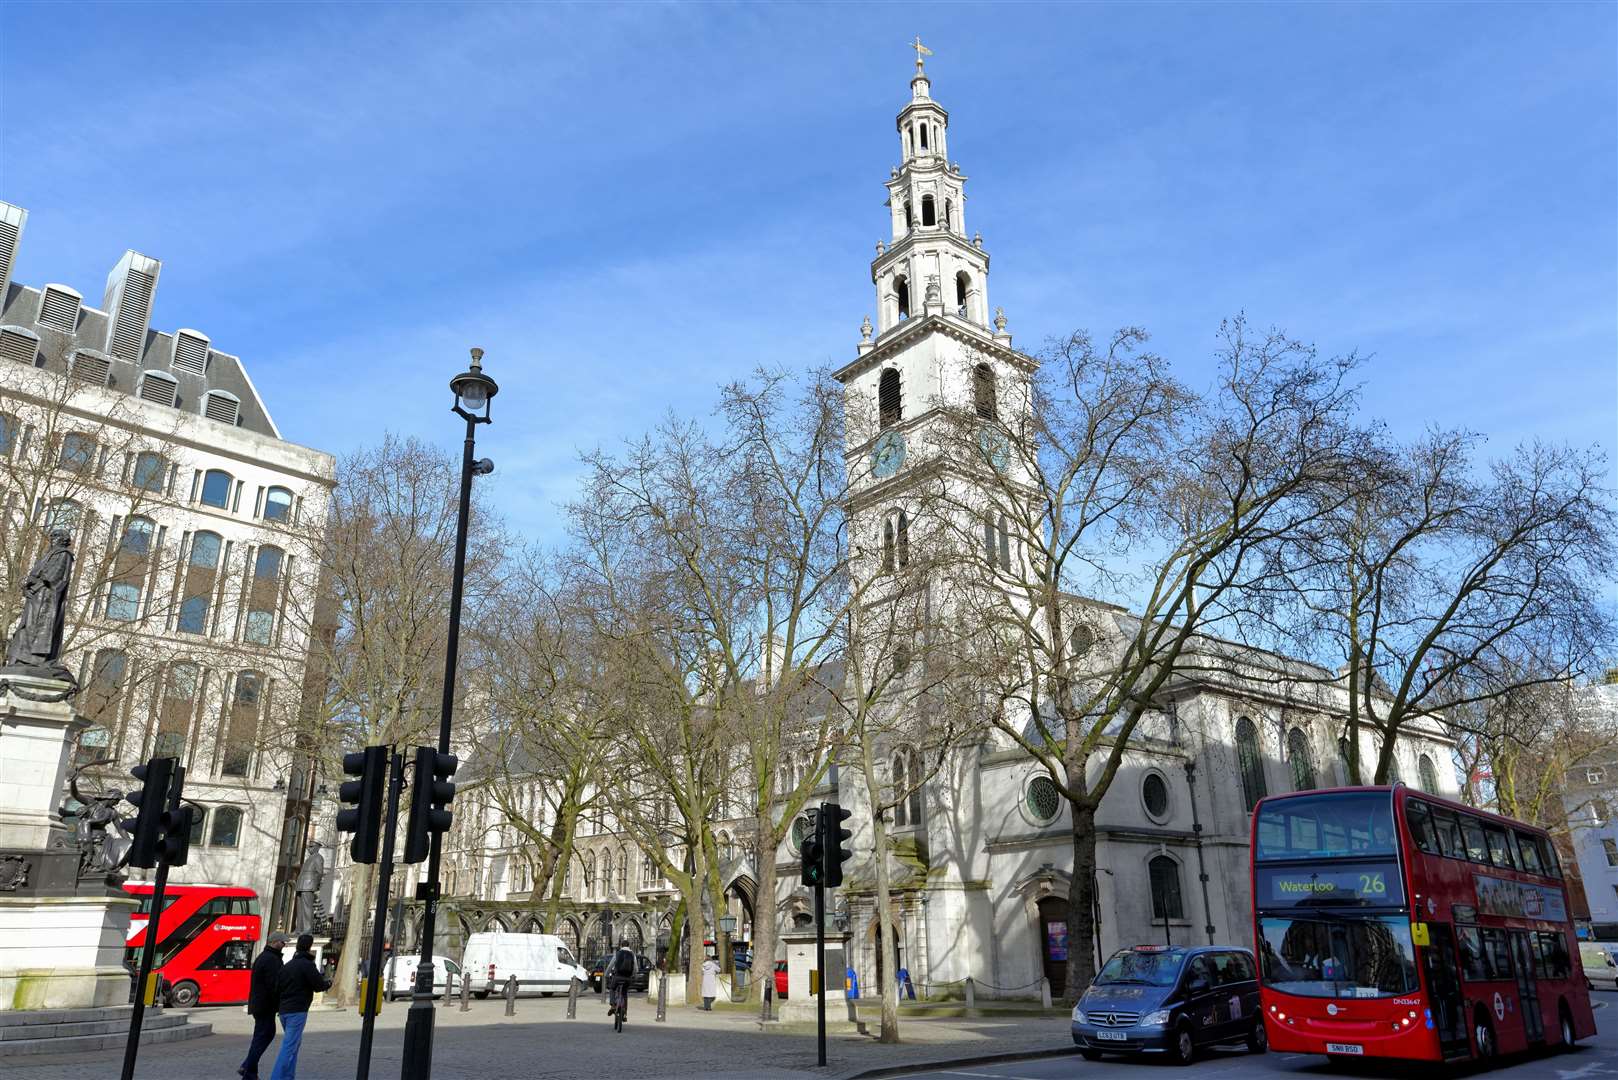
[120,762,183,1080]
[401,408,477,1080]
[357,750,404,1080]
[814,877,826,1067]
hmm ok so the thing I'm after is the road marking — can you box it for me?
[942,1072,1047,1080]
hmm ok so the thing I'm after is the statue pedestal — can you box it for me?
[777,928,858,1028]
[0,675,133,1011]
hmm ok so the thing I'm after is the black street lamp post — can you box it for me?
[400,349,497,1080]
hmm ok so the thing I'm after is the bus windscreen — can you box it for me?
[1257,914,1419,999]
[1255,791,1397,862]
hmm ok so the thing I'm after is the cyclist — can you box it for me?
[604,939,637,1024]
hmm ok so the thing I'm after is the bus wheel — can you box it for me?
[1559,1004,1576,1049]
[1473,1012,1496,1059]
[169,981,199,1009]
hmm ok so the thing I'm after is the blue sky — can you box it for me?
[3,2,1613,543]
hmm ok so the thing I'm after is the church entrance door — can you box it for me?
[1037,896,1070,997]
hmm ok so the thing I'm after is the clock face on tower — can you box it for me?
[870,430,907,479]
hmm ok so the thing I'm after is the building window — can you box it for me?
[882,518,896,573]
[1594,799,1610,826]
[1142,771,1170,822]
[1149,855,1185,920]
[878,368,903,428]
[154,662,199,759]
[997,513,1011,570]
[188,806,208,847]
[178,595,209,635]
[43,497,81,533]
[1336,737,1355,785]
[264,486,293,523]
[921,194,936,226]
[200,469,233,508]
[973,362,996,418]
[1604,839,1618,867]
[76,724,110,766]
[209,806,243,848]
[119,516,155,556]
[105,582,140,621]
[1418,754,1439,793]
[244,610,273,644]
[1287,727,1317,791]
[133,452,166,493]
[0,413,17,456]
[1025,775,1060,824]
[189,530,222,569]
[617,848,629,895]
[894,275,910,319]
[83,648,127,732]
[222,672,262,777]
[59,433,96,475]
[892,752,910,828]
[254,546,283,581]
[791,814,815,855]
[1236,716,1267,812]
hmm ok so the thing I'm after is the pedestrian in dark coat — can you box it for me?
[269,933,330,1080]
[239,931,288,1080]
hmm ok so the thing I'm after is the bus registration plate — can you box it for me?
[1326,1043,1364,1055]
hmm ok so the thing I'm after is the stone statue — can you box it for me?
[294,841,326,933]
[66,766,132,879]
[5,530,74,679]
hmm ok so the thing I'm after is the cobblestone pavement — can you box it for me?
[5,994,1076,1080]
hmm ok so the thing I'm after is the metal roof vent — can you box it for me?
[204,389,240,425]
[138,370,179,407]
[69,348,113,385]
[38,285,82,334]
[0,203,24,301]
[0,325,40,366]
[172,330,210,376]
[106,268,155,361]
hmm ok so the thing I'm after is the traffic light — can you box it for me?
[159,804,195,867]
[799,807,823,887]
[401,746,457,864]
[822,802,854,888]
[336,746,388,863]
[122,757,175,869]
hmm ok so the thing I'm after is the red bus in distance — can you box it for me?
[124,883,261,1007]
[1251,785,1595,1065]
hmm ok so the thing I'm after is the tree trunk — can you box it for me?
[331,860,376,1006]
[860,738,901,1042]
[1065,801,1099,1001]
[751,812,778,1012]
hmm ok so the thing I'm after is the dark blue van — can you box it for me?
[1071,944,1266,1064]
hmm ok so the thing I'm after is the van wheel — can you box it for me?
[541,991,554,998]
[1246,1018,1268,1053]
[168,981,199,1008]
[1080,1049,1103,1061]
[473,990,489,1000]
[1559,1004,1576,1050]
[1170,1020,1196,1066]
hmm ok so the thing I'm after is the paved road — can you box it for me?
[900,992,1618,1080]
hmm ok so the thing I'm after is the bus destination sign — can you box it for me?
[1257,863,1405,907]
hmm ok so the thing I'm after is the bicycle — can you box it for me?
[609,979,627,1032]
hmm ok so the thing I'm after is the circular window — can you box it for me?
[1142,771,1170,821]
[1068,623,1096,660]
[790,815,815,854]
[1025,776,1061,823]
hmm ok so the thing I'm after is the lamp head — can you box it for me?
[451,347,499,422]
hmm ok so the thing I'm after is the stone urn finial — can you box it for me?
[994,307,1008,333]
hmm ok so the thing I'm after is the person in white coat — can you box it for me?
[700,956,720,1011]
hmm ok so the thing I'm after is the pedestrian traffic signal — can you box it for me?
[822,802,853,888]
[336,746,388,864]
[401,746,457,864]
[799,807,823,887]
[158,803,194,868]
[122,757,175,869]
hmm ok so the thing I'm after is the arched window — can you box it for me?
[719,831,733,862]
[209,805,243,848]
[1418,753,1439,793]
[881,518,896,573]
[133,451,166,492]
[1236,716,1267,812]
[120,516,155,556]
[44,497,81,533]
[617,847,629,894]
[997,513,1011,570]
[955,272,971,318]
[1149,855,1185,920]
[973,363,996,419]
[200,469,233,509]
[245,546,282,645]
[223,671,262,777]
[921,195,936,227]
[903,201,912,229]
[905,749,923,826]
[188,806,208,847]
[892,752,909,828]
[1337,737,1355,785]
[919,123,928,150]
[944,199,953,230]
[59,432,96,475]
[156,663,200,760]
[179,531,222,635]
[983,514,996,566]
[583,852,596,895]
[894,276,911,320]
[896,510,909,568]
[1287,727,1317,791]
[878,368,902,428]
[264,486,293,523]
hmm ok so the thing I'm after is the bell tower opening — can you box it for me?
[921,195,936,227]
[879,368,903,428]
[894,276,911,320]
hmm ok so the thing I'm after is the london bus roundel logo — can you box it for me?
[1326,1003,1338,1016]
[1493,992,1505,1021]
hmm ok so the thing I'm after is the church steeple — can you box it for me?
[871,42,991,336]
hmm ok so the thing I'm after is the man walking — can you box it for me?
[269,932,330,1080]
[239,931,287,1079]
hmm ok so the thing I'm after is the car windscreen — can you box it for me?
[1257,915,1419,999]
[1093,949,1185,987]
[1255,791,1397,862]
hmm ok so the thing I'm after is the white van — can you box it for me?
[460,932,589,998]
[383,954,463,1000]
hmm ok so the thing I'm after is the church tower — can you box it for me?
[837,43,1037,581]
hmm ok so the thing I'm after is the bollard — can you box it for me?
[443,971,454,1007]
[460,971,471,1012]
[964,976,975,1008]
[505,975,517,1017]
[763,982,772,1023]
[655,972,668,1023]
[566,976,579,1019]
[1040,976,1052,1009]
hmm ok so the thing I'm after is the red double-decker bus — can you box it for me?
[1251,786,1596,1064]
[124,883,261,1007]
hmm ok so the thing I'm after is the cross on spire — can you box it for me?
[910,36,933,72]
